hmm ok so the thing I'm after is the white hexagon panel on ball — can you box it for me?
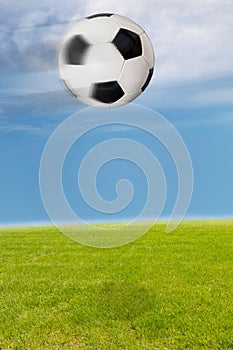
[59,13,155,108]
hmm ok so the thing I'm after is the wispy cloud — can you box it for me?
[1,1,233,83]
[0,1,84,75]
[137,75,233,109]
[174,111,233,129]
[0,118,49,136]
[0,89,81,120]
[0,0,233,110]
[190,86,233,106]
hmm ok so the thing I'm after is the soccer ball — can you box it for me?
[59,13,155,108]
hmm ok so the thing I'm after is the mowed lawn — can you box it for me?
[0,221,232,349]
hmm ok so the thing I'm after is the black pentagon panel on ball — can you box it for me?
[65,35,89,65]
[92,81,124,103]
[87,13,113,19]
[141,68,154,92]
[113,29,142,60]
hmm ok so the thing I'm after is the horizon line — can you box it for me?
[1,216,233,228]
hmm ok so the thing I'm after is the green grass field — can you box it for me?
[0,220,232,349]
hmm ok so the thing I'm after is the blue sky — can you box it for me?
[0,0,233,225]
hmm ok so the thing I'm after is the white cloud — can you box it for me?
[191,86,233,106]
[0,1,84,75]
[0,0,233,108]
[138,79,233,109]
[1,0,233,84]
[174,111,233,129]
[83,0,233,86]
[0,122,41,135]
